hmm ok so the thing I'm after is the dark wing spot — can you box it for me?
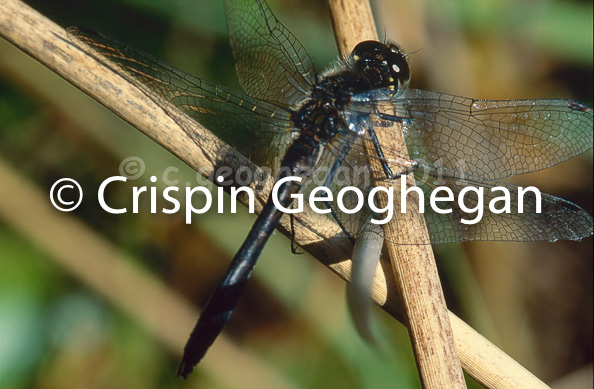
[566,100,591,113]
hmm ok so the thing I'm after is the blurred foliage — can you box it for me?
[0,0,592,388]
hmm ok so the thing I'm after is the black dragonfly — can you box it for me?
[67,0,593,378]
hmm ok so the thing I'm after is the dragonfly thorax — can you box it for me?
[285,97,347,181]
[288,41,414,174]
[291,99,345,141]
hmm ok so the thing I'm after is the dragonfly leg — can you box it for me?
[290,213,302,254]
[321,141,357,243]
[366,124,395,179]
[371,112,419,178]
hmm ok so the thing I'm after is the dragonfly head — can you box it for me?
[350,40,410,97]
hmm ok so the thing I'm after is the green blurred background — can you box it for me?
[0,0,592,388]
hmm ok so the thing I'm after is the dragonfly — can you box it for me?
[67,0,593,379]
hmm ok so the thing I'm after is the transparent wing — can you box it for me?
[224,0,316,106]
[67,26,294,167]
[416,173,594,244]
[67,26,593,245]
[308,118,592,244]
[351,89,593,180]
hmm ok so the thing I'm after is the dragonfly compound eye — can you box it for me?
[351,40,411,96]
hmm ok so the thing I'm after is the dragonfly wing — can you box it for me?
[415,173,593,244]
[67,26,294,168]
[224,0,316,106]
[303,117,593,244]
[354,89,593,180]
